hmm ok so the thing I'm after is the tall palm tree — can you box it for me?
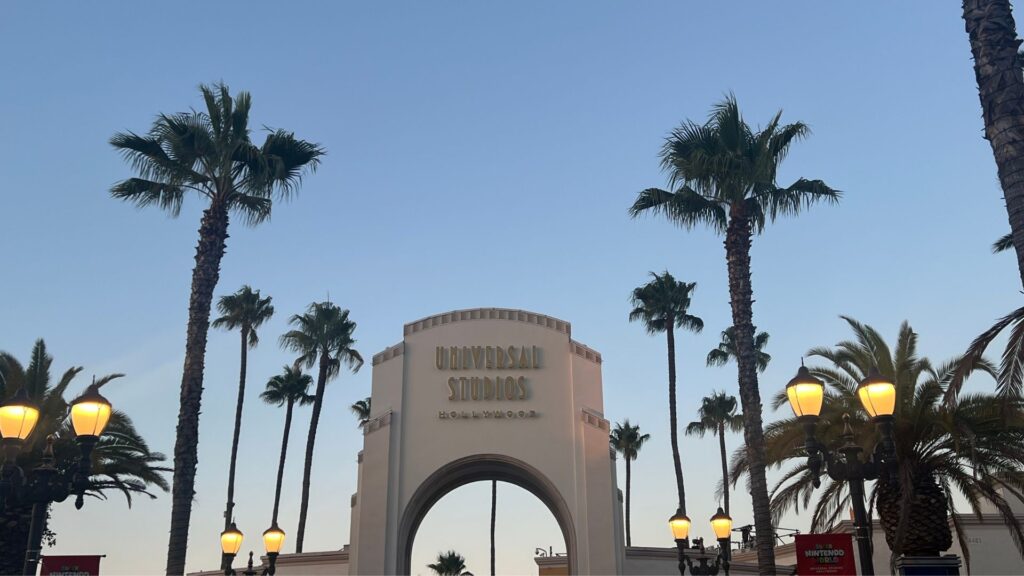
[109,83,324,575]
[260,366,314,527]
[630,96,839,572]
[349,397,371,429]
[0,340,169,575]
[211,285,274,538]
[963,0,1024,288]
[731,317,1024,570]
[629,271,703,522]
[427,551,472,576]
[609,420,651,547]
[280,302,362,552]
[685,393,743,515]
[706,327,771,373]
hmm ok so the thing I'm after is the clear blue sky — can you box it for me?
[1,1,1017,574]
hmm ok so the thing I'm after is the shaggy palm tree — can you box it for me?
[630,96,839,572]
[964,0,1024,287]
[609,420,651,547]
[0,340,169,575]
[993,232,1013,254]
[260,366,314,527]
[706,327,771,373]
[280,302,362,552]
[427,551,472,576]
[730,317,1024,569]
[211,285,274,538]
[685,393,743,515]
[629,271,703,523]
[350,397,371,429]
[109,83,324,574]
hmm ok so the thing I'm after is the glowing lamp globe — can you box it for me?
[0,388,40,441]
[710,507,732,540]
[786,366,825,419]
[263,524,285,555]
[70,384,112,438]
[220,523,244,556]
[857,368,896,419]
[669,510,691,541]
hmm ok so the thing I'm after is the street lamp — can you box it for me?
[262,523,285,575]
[785,364,898,576]
[0,380,114,576]
[669,507,732,575]
[222,522,286,575]
[221,522,245,575]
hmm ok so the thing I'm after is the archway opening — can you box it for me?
[398,455,576,575]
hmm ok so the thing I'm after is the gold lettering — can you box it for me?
[459,377,469,400]
[484,376,494,400]
[471,377,481,400]
[533,346,540,368]
[517,376,527,400]
[486,346,494,369]
[519,346,529,369]
[436,347,446,370]
[472,346,484,368]
[497,347,506,369]
[505,376,516,400]
[462,346,470,369]
[447,377,458,401]
[450,347,459,371]
[507,346,517,369]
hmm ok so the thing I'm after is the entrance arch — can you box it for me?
[348,308,623,574]
[397,454,576,575]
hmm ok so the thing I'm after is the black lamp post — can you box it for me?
[0,381,112,576]
[221,522,285,575]
[785,365,899,576]
[669,506,733,575]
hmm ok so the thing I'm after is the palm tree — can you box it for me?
[280,302,363,552]
[427,551,472,576]
[630,96,839,572]
[629,271,703,523]
[109,83,324,575]
[731,317,1024,570]
[609,420,651,547]
[260,366,314,527]
[685,393,743,515]
[706,327,771,373]
[993,232,1013,254]
[350,397,371,429]
[0,340,169,575]
[211,285,274,538]
[963,0,1024,287]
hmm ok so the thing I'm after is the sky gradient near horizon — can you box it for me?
[1,1,1020,574]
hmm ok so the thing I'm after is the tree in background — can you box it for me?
[280,302,362,552]
[109,83,324,575]
[685,392,743,515]
[631,96,839,572]
[0,340,169,575]
[259,366,314,529]
[706,327,771,373]
[427,551,473,576]
[350,397,371,430]
[629,271,703,528]
[609,420,651,547]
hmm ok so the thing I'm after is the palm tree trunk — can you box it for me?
[0,504,33,575]
[224,326,249,533]
[625,456,632,547]
[490,479,496,576]
[296,352,329,553]
[166,204,230,575]
[718,422,730,515]
[666,323,686,513]
[272,399,295,525]
[724,208,776,574]
[964,0,1024,289]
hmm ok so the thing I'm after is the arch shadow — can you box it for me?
[396,454,577,575]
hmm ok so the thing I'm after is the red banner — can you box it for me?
[40,555,102,576]
[795,534,857,575]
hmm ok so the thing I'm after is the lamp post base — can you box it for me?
[894,555,961,576]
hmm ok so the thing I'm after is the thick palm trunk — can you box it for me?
[666,324,687,513]
[718,423,730,515]
[625,457,633,547]
[295,353,330,552]
[223,326,250,535]
[964,0,1024,289]
[490,480,496,576]
[166,204,230,575]
[271,399,295,524]
[724,209,776,574]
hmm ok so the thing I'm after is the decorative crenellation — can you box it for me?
[403,308,571,337]
[581,407,609,432]
[571,340,602,364]
[372,342,405,366]
[363,410,393,435]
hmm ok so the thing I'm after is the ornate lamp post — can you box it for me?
[262,523,285,575]
[0,380,113,575]
[785,364,898,576]
[669,507,733,575]
[222,522,285,575]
